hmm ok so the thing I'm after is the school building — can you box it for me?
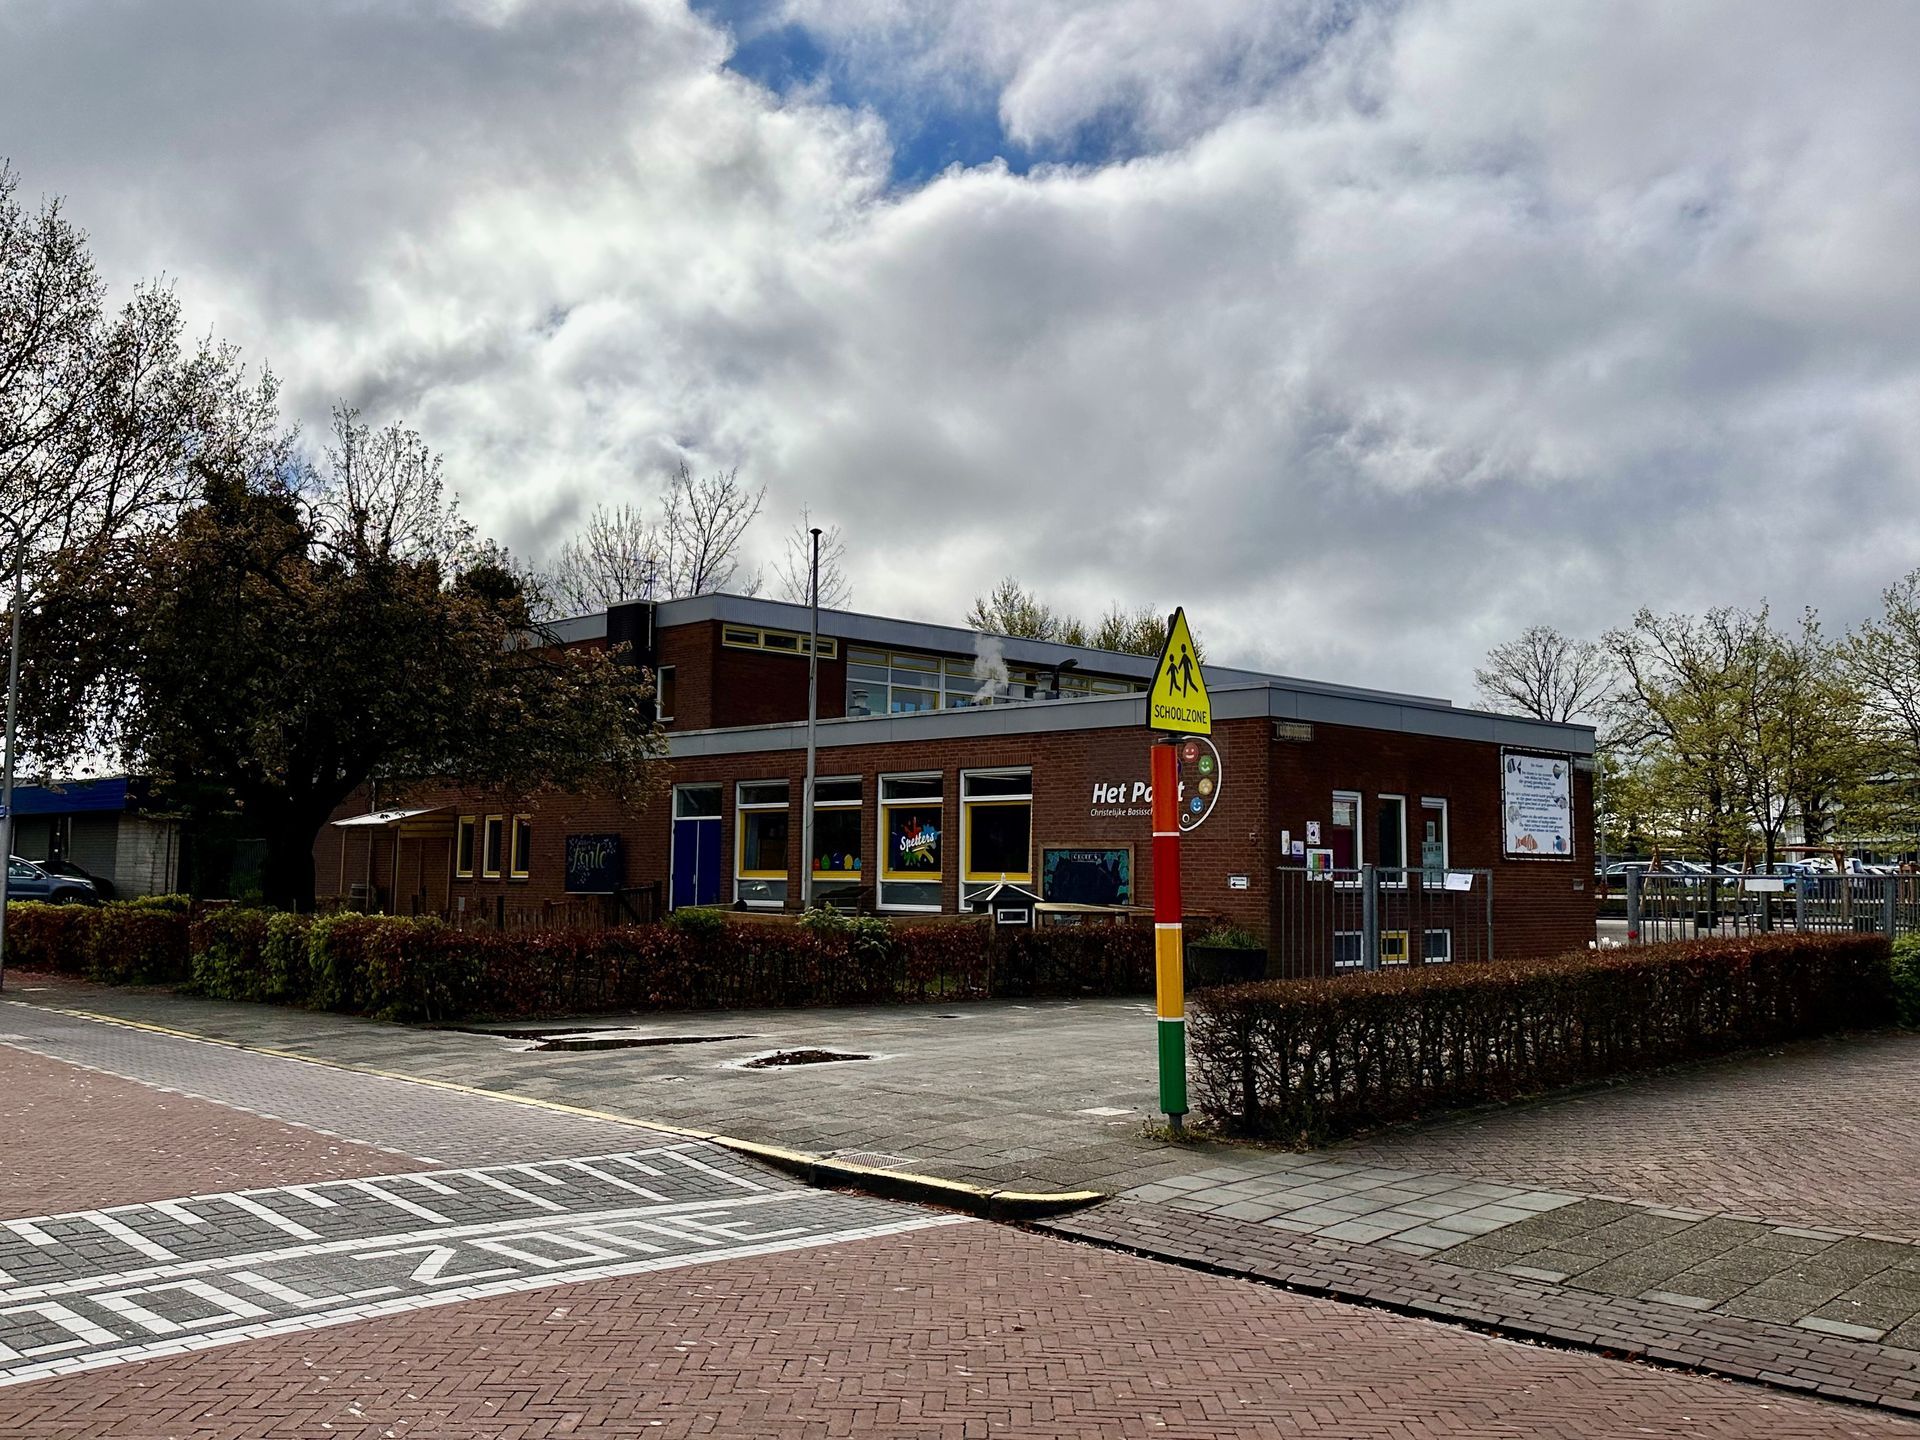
[320,594,1597,968]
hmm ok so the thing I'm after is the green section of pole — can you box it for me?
[1156,1017,1187,1117]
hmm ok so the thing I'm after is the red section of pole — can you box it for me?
[1152,744,1181,919]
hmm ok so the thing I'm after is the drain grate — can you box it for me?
[741,1048,872,1069]
[525,1031,751,1052]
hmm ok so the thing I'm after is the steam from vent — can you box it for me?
[973,631,1010,702]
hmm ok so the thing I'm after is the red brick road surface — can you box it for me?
[1335,1032,1920,1239]
[0,1043,410,1215]
[5,1223,1913,1439]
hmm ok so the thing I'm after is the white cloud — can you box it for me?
[2,0,1917,701]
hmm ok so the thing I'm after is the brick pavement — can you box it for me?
[5,1221,1908,1439]
[0,1044,409,1214]
[1047,1201,1920,1419]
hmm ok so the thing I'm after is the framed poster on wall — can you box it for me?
[1039,845,1132,905]
[882,804,943,880]
[1501,750,1573,859]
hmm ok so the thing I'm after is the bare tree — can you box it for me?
[774,508,851,609]
[660,462,763,598]
[315,406,474,569]
[542,503,661,617]
[1475,625,1612,723]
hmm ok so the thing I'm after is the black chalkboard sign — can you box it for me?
[565,834,624,894]
[1040,845,1133,906]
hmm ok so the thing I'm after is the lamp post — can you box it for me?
[800,526,821,911]
[0,533,25,993]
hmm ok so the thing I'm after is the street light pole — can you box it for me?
[0,538,25,993]
[800,526,822,912]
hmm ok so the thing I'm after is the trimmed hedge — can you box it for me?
[1191,933,1895,1146]
[1895,935,1920,1028]
[3,900,1148,1022]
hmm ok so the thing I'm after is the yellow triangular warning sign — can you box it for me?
[1148,608,1211,735]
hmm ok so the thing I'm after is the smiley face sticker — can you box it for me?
[1177,737,1223,832]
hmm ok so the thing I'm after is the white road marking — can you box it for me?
[78,1211,177,1262]
[551,1159,668,1201]
[344,1180,450,1225]
[461,1169,567,1212]
[149,1200,208,1227]
[219,1194,320,1242]
[3,1221,55,1248]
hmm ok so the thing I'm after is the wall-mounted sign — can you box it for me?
[1306,820,1322,844]
[1227,874,1250,891]
[1305,848,1335,877]
[1502,751,1573,859]
[1040,846,1133,905]
[565,834,624,894]
[1086,737,1224,832]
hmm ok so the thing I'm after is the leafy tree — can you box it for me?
[965,582,1196,658]
[23,408,664,909]
[1474,625,1612,723]
[1841,569,1920,838]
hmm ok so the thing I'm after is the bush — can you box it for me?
[2,901,101,975]
[262,913,315,1004]
[1191,933,1895,1146]
[1894,935,1920,1028]
[189,908,276,1000]
[127,894,193,914]
[88,905,191,985]
[307,913,423,1012]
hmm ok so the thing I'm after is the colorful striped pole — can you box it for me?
[1151,738,1188,1127]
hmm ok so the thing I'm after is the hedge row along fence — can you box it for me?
[2,901,1152,1023]
[1190,932,1896,1146]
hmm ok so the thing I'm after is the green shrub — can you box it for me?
[189,908,276,1000]
[307,913,423,1012]
[662,906,728,941]
[127,894,193,914]
[1191,932,1895,1146]
[1894,935,1920,1028]
[89,904,191,985]
[262,913,315,1004]
[2,901,100,974]
[1193,923,1262,950]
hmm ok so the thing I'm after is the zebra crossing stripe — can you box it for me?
[219,1195,320,1242]
[77,1212,176,1262]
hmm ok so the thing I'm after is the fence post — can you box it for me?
[1625,869,1641,946]
[1794,874,1807,932]
[1885,877,1898,938]
[1362,864,1380,972]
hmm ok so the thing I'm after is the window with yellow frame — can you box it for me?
[481,815,505,878]
[735,780,789,908]
[878,773,943,911]
[509,814,532,880]
[455,816,477,878]
[960,769,1032,902]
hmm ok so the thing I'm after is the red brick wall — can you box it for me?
[318,713,1593,961]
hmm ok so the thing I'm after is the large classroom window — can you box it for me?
[1376,794,1407,882]
[810,777,864,906]
[844,647,1140,717]
[510,814,533,880]
[878,773,944,911]
[455,816,476,879]
[1329,791,1361,875]
[1420,797,1450,878]
[735,780,790,908]
[961,769,1032,903]
[482,815,505,879]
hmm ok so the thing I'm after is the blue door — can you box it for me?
[670,785,723,909]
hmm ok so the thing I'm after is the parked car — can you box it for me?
[4,856,98,904]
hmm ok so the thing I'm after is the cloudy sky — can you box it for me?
[3,0,1917,703]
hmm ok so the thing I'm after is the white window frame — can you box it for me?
[734,779,790,909]
[654,665,675,724]
[1331,790,1363,887]
[878,771,944,913]
[1420,797,1450,876]
[1423,928,1453,964]
[1332,929,1364,970]
[960,768,1033,902]
[1377,793,1408,886]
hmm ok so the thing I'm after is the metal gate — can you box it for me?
[1271,866,1494,979]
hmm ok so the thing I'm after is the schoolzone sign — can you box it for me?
[1147,608,1211,736]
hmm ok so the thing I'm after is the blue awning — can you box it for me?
[9,778,133,816]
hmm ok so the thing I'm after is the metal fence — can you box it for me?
[1271,867,1494,979]
[1622,872,1920,944]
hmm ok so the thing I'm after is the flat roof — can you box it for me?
[541,593,1595,756]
